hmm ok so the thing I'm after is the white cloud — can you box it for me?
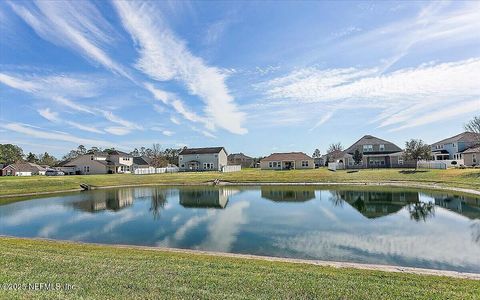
[2,123,114,147]
[38,108,59,122]
[8,1,130,78]
[145,83,209,127]
[113,1,247,134]
[170,116,181,125]
[261,58,480,130]
[104,127,132,136]
[151,127,174,137]
[66,121,104,134]
[101,111,142,131]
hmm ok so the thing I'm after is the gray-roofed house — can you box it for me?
[342,135,415,168]
[178,147,228,171]
[431,132,480,161]
[55,151,133,175]
[260,152,314,170]
[0,162,47,176]
[462,145,480,166]
[227,153,254,168]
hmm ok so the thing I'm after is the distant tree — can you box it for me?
[312,149,321,158]
[464,115,480,134]
[86,147,101,154]
[150,144,168,167]
[26,152,38,163]
[352,149,363,165]
[38,152,57,166]
[77,145,87,155]
[103,148,116,154]
[130,148,140,157]
[0,144,24,165]
[327,142,343,154]
[403,139,431,170]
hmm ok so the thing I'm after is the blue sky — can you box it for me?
[0,1,479,157]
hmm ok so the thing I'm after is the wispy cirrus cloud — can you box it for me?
[113,1,247,135]
[2,123,114,147]
[145,83,211,128]
[260,58,480,131]
[38,108,104,134]
[8,0,130,78]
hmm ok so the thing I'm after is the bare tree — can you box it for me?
[464,116,480,134]
[327,142,343,153]
[151,144,168,167]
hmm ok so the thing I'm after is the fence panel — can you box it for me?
[134,167,179,175]
[222,165,241,173]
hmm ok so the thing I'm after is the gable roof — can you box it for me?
[2,162,36,172]
[344,135,402,154]
[261,152,313,162]
[228,153,253,160]
[108,150,132,156]
[133,156,151,166]
[179,147,226,155]
[462,145,480,154]
[431,132,480,146]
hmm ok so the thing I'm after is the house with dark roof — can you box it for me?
[55,151,133,175]
[0,162,49,176]
[342,135,415,168]
[227,153,254,168]
[260,152,314,170]
[178,147,228,171]
[430,132,480,161]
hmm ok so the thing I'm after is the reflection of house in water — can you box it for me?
[72,189,134,212]
[261,187,316,202]
[337,190,419,219]
[434,195,480,220]
[179,187,239,209]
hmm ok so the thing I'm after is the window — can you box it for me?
[363,145,373,152]
[181,164,185,168]
[379,144,385,151]
[203,163,214,170]
[301,161,309,167]
[474,154,477,163]
[91,156,94,160]
[269,162,273,168]
[196,154,199,159]
[398,158,404,165]
[179,156,183,161]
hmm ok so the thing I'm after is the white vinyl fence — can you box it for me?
[222,165,241,173]
[417,159,464,169]
[133,166,179,175]
[328,162,345,171]
[417,161,447,170]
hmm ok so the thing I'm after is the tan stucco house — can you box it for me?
[56,150,134,175]
[260,152,314,170]
[462,146,480,166]
[342,135,415,168]
[178,147,228,171]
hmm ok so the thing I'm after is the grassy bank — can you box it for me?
[1,168,479,197]
[0,238,479,300]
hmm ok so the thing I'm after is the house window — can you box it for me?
[181,164,185,168]
[196,154,199,159]
[363,145,373,152]
[179,156,183,161]
[91,156,94,160]
[379,144,385,151]
[203,163,214,169]
[301,161,309,167]
[398,158,404,165]
[269,162,273,168]
[473,154,477,163]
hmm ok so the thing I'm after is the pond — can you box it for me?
[1,185,479,273]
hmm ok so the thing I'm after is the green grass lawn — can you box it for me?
[1,168,479,197]
[0,238,479,300]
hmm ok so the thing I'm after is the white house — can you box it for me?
[178,147,228,171]
[431,132,480,161]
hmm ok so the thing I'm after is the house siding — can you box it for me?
[179,149,227,171]
[260,159,314,170]
[464,152,479,166]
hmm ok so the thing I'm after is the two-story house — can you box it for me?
[178,147,228,171]
[227,153,254,168]
[431,132,480,161]
[56,151,134,175]
[342,135,415,168]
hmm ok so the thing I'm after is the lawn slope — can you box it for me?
[0,238,479,300]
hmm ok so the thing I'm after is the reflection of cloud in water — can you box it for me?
[273,230,480,267]
[471,220,480,244]
[199,201,250,252]
[2,205,67,226]
[102,210,144,233]
[157,201,249,251]
[38,213,97,237]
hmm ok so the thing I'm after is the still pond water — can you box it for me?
[1,186,479,273]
